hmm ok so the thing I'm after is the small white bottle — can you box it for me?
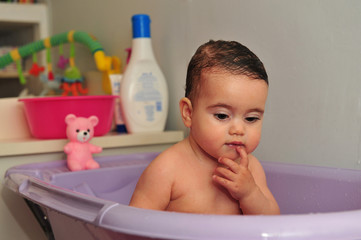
[120,14,168,133]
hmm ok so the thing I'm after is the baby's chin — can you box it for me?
[217,152,240,162]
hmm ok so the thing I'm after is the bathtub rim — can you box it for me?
[4,152,361,240]
[7,174,361,240]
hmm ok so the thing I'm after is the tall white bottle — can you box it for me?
[120,14,168,133]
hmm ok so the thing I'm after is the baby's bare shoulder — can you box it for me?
[147,140,189,173]
[248,154,268,185]
[129,143,188,209]
[248,154,262,169]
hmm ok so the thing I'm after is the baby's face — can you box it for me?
[189,70,268,161]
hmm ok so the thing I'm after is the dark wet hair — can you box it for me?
[185,40,268,100]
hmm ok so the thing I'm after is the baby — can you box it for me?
[129,40,280,215]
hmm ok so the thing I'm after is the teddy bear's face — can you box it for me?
[65,114,99,143]
[75,128,91,143]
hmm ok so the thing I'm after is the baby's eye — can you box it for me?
[245,116,260,123]
[76,129,80,133]
[214,113,229,120]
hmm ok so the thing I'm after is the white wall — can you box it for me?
[50,0,361,169]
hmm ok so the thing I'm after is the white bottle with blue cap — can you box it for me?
[120,14,169,133]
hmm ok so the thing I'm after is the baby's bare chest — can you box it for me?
[167,171,241,215]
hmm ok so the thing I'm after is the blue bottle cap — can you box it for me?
[132,14,151,38]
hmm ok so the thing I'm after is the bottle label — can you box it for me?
[132,72,163,123]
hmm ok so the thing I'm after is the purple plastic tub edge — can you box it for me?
[4,152,361,240]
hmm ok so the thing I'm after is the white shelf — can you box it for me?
[0,72,29,78]
[0,3,49,97]
[0,131,184,157]
[0,3,49,39]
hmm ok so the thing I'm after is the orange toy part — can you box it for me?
[61,82,88,96]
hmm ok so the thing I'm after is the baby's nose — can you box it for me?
[83,132,88,136]
[229,122,245,135]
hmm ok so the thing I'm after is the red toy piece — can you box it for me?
[29,63,45,77]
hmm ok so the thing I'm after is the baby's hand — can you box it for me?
[212,147,257,201]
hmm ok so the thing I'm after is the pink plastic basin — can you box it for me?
[19,95,117,139]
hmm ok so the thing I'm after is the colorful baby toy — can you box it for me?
[0,30,121,96]
[64,114,102,171]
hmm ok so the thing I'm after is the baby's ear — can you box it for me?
[179,97,193,128]
[88,116,99,127]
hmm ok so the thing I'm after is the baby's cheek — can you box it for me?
[246,132,262,153]
[199,137,220,158]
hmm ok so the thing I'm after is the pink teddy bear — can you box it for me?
[64,114,102,171]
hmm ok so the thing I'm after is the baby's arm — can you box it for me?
[129,154,174,210]
[213,147,280,215]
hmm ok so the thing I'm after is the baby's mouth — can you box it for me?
[225,142,244,148]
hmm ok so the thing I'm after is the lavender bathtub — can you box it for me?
[4,152,361,239]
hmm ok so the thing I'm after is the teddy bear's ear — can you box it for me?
[88,116,99,127]
[65,114,77,125]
